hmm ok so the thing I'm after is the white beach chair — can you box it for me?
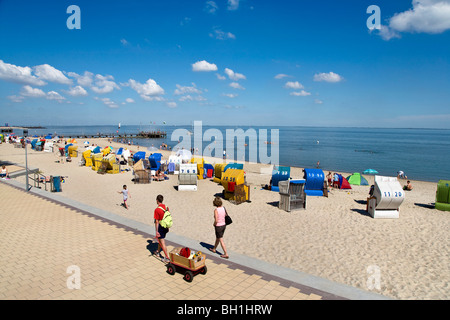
[367,175,405,219]
[178,163,198,191]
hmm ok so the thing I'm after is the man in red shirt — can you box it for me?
[154,194,169,262]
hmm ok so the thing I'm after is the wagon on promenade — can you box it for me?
[166,247,207,282]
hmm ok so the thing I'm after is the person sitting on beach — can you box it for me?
[403,181,413,191]
[153,169,167,181]
[0,165,9,179]
[369,184,375,196]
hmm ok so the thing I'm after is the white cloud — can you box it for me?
[46,91,66,102]
[313,72,343,83]
[65,85,88,97]
[229,82,245,90]
[376,25,401,40]
[209,28,236,40]
[20,85,46,97]
[192,60,218,72]
[7,95,25,103]
[125,98,135,103]
[91,74,120,94]
[227,0,240,10]
[224,68,246,81]
[166,101,177,108]
[95,97,119,108]
[375,0,450,40]
[391,0,450,33]
[33,64,72,85]
[315,99,324,104]
[223,93,238,98]
[20,85,66,102]
[174,83,202,95]
[0,60,46,86]
[68,71,94,87]
[224,104,245,109]
[284,81,304,89]
[179,95,193,102]
[274,74,291,80]
[216,73,226,80]
[178,95,207,102]
[205,1,218,14]
[120,38,129,46]
[290,90,311,96]
[126,78,165,100]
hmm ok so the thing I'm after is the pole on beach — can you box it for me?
[23,129,30,192]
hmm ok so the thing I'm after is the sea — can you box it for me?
[20,124,450,183]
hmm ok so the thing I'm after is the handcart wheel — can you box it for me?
[184,270,194,282]
[200,266,207,275]
[166,263,175,275]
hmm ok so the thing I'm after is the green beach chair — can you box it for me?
[435,180,450,211]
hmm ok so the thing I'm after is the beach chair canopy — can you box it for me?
[65,143,73,152]
[149,153,162,171]
[303,168,325,196]
[203,162,214,178]
[133,151,146,163]
[271,166,290,192]
[224,163,244,172]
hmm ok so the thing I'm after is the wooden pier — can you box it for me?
[61,131,167,139]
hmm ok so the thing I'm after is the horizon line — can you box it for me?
[9,124,450,131]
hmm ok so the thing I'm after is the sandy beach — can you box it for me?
[1,139,448,300]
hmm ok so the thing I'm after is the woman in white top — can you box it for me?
[209,197,229,259]
[1,165,9,178]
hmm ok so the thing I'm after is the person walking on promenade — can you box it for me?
[153,194,170,262]
[209,197,229,259]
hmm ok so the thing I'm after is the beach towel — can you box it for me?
[228,182,236,192]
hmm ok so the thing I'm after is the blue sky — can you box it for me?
[0,0,449,128]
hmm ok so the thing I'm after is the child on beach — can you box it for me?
[118,185,130,209]
[1,165,9,179]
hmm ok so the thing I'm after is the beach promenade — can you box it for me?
[0,180,382,301]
